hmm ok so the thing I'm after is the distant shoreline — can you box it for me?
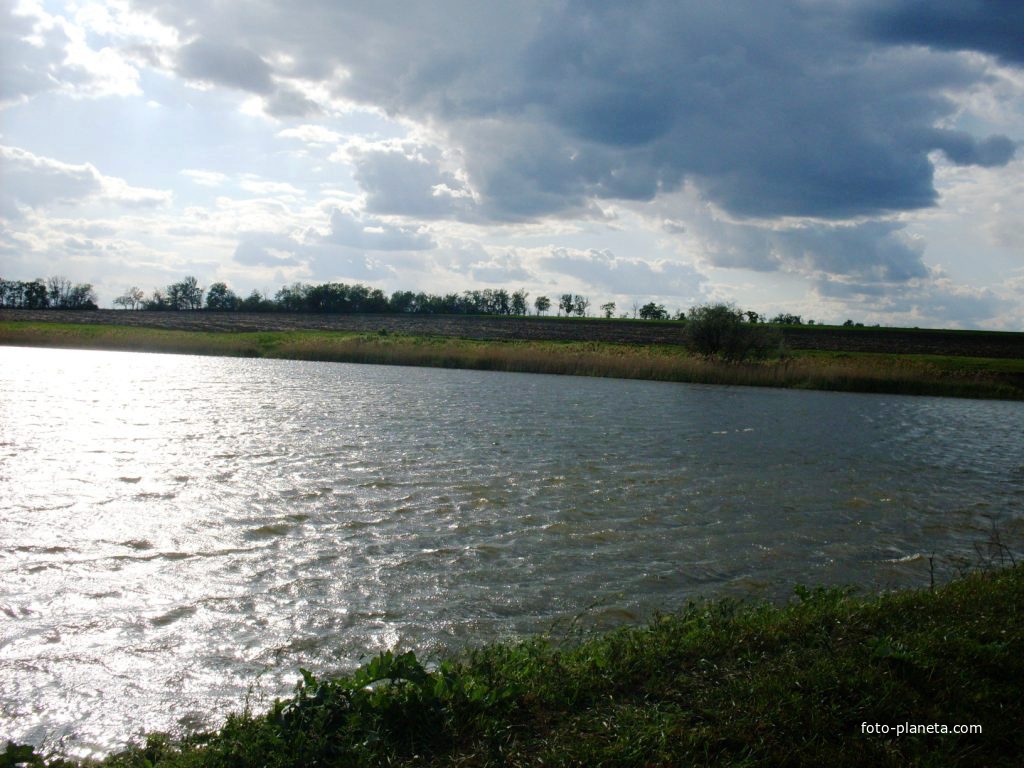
[3,316,1023,400]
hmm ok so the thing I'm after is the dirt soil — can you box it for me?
[3,309,1023,359]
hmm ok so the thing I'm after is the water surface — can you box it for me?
[1,346,1022,755]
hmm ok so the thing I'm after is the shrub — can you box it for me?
[684,303,780,360]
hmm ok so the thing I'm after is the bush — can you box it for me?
[684,303,780,360]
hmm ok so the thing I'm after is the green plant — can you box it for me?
[684,303,781,360]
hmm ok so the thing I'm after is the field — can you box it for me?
[4,309,1024,357]
[2,310,1023,400]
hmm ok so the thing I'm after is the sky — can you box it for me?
[0,0,1022,328]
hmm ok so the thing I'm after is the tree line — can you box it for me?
[2,273,836,329]
[112,276,821,324]
[121,278,561,317]
[0,277,98,310]
[5,274,872,360]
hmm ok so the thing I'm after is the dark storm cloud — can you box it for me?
[927,130,1018,167]
[773,221,928,282]
[694,217,928,285]
[503,0,1018,220]
[861,0,1024,66]
[137,1,1019,226]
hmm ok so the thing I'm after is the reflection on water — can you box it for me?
[1,346,1023,755]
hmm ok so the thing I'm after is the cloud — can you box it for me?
[814,273,1007,328]
[928,130,1018,167]
[539,248,704,297]
[304,248,398,283]
[0,145,171,217]
[128,0,1021,228]
[861,0,1024,66]
[768,221,929,283]
[176,38,274,93]
[232,233,302,266]
[322,208,435,251]
[277,125,342,145]
[691,214,932,293]
[7,0,1021,327]
[0,0,141,104]
[63,236,99,251]
[466,252,532,284]
[346,142,475,219]
[264,84,322,117]
[181,169,228,187]
[238,177,305,197]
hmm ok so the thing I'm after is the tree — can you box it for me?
[534,295,551,315]
[0,278,44,308]
[559,293,574,316]
[165,276,204,310]
[511,289,529,316]
[143,288,168,310]
[573,294,589,317]
[23,279,48,308]
[114,286,144,310]
[390,290,417,313]
[493,289,511,315]
[181,276,203,310]
[239,290,274,312]
[275,283,310,312]
[46,276,72,308]
[65,283,98,309]
[206,282,240,311]
[770,312,802,325]
[639,302,669,320]
[600,301,616,318]
[685,303,780,360]
[308,283,354,313]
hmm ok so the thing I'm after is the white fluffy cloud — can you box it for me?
[0,145,171,217]
[0,0,147,104]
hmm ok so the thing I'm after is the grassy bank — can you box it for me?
[7,565,1023,767]
[2,320,1023,399]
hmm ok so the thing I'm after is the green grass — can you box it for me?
[7,564,1023,767]
[2,321,1023,400]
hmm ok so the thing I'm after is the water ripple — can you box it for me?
[1,346,1022,755]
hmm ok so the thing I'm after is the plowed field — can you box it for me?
[2,309,1022,359]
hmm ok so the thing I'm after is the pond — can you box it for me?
[1,346,1022,755]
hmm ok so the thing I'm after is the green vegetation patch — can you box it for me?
[7,566,1023,767]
